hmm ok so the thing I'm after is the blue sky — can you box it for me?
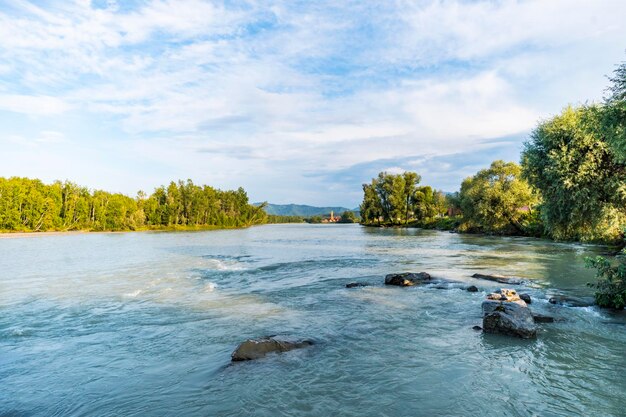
[1,0,625,207]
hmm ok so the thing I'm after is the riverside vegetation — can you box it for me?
[360,59,626,308]
[0,178,267,232]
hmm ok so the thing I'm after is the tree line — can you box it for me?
[0,178,267,232]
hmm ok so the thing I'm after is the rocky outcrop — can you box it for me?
[486,288,522,302]
[346,282,368,288]
[548,295,594,307]
[472,273,526,285]
[482,289,537,339]
[384,272,431,287]
[231,337,314,361]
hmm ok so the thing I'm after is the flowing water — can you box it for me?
[1,224,624,417]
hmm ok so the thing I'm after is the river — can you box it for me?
[1,224,624,416]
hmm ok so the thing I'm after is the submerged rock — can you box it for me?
[467,285,479,292]
[231,337,314,361]
[472,325,483,331]
[482,289,536,339]
[532,314,555,323]
[548,296,594,307]
[520,293,532,304]
[471,273,525,285]
[384,272,431,287]
[346,282,368,288]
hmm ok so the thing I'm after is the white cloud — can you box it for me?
[0,94,70,115]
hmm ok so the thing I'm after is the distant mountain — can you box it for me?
[254,203,358,217]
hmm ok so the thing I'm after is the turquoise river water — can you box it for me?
[1,224,625,416]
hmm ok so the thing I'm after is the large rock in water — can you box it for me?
[486,288,521,301]
[472,273,525,285]
[482,289,537,339]
[384,272,431,286]
[231,337,314,361]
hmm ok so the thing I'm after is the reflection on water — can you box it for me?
[1,224,624,416]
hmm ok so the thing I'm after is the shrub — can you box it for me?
[586,252,626,309]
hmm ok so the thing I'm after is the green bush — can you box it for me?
[586,252,626,309]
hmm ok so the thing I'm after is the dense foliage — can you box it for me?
[338,211,358,223]
[521,106,626,242]
[0,177,267,232]
[360,171,446,225]
[266,215,305,224]
[459,161,537,234]
[602,60,626,162]
[586,253,626,309]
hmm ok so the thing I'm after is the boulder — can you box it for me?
[231,337,314,361]
[486,288,522,302]
[482,289,536,339]
[472,325,483,331]
[471,273,525,285]
[384,272,431,287]
[520,293,532,304]
[346,282,368,288]
[467,285,479,292]
[532,314,555,323]
[548,295,594,307]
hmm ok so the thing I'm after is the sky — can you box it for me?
[1,0,625,207]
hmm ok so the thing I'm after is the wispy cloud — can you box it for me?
[0,0,624,205]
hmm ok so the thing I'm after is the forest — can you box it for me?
[0,178,267,232]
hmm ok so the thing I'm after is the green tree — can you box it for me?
[600,60,626,162]
[412,185,436,221]
[402,172,421,224]
[459,160,536,234]
[360,181,383,225]
[522,106,626,242]
[432,190,448,217]
[338,211,357,223]
[360,171,439,225]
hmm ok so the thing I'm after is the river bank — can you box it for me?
[0,224,254,238]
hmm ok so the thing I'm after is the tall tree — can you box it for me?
[460,160,536,234]
[402,172,421,224]
[601,60,626,161]
[360,182,383,225]
[522,106,626,242]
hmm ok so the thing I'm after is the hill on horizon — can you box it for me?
[254,203,358,217]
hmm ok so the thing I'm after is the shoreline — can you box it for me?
[0,225,252,239]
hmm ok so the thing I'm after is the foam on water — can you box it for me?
[205,258,246,271]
